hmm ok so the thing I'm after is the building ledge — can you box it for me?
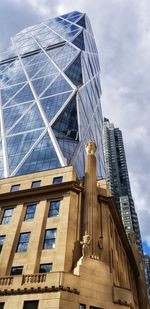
[0,272,80,296]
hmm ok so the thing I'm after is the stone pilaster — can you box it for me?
[82,140,100,258]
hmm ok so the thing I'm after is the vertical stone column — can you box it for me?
[82,140,100,258]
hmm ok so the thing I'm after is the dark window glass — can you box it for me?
[90,306,102,309]
[1,208,13,224]
[23,301,39,309]
[80,305,86,309]
[48,201,60,217]
[43,229,56,249]
[17,232,30,252]
[53,176,63,184]
[0,303,4,309]
[24,204,36,221]
[0,236,5,253]
[11,266,23,275]
[39,263,52,273]
[10,184,20,192]
[31,181,41,188]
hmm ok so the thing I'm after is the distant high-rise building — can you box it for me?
[103,117,143,252]
[0,11,105,180]
[144,255,150,302]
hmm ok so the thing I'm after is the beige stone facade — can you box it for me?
[0,146,149,309]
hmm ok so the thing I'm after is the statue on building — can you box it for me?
[98,235,103,249]
[85,140,97,155]
[80,231,91,257]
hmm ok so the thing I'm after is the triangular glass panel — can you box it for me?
[1,83,27,106]
[7,129,44,174]
[32,74,58,97]
[9,103,45,135]
[26,62,49,79]
[40,91,72,123]
[65,55,82,86]
[33,62,58,79]
[16,132,61,175]
[72,31,85,50]
[52,52,79,71]
[3,102,34,133]
[60,11,78,19]
[6,83,34,107]
[41,75,72,98]
[73,146,84,178]
[54,135,79,164]
[52,95,79,141]
[76,15,86,28]
[22,51,48,66]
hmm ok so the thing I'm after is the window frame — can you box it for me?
[80,305,86,309]
[48,200,60,217]
[31,181,41,188]
[1,208,13,225]
[23,300,39,309]
[24,204,36,221]
[43,228,57,249]
[16,232,30,252]
[10,184,20,192]
[10,266,23,276]
[39,263,52,273]
[53,176,63,184]
[0,235,5,253]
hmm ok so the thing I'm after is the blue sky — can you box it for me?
[0,0,150,254]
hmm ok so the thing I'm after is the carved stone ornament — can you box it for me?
[128,231,137,244]
[80,231,91,257]
[85,140,97,155]
[98,236,103,249]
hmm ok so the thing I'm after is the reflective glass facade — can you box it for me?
[0,11,105,179]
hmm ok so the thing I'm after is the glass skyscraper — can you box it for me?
[103,117,143,253]
[0,11,105,179]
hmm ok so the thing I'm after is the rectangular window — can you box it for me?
[31,181,41,188]
[10,184,20,192]
[0,236,5,253]
[1,208,13,224]
[23,301,39,309]
[53,176,63,184]
[43,229,56,249]
[39,263,52,273]
[0,303,4,309]
[11,266,23,275]
[24,204,36,221]
[90,307,102,309]
[16,232,30,252]
[80,305,86,309]
[48,200,60,217]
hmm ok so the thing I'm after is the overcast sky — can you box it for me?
[0,0,150,254]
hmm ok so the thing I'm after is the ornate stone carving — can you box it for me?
[98,236,103,249]
[80,231,91,257]
[128,231,137,245]
[85,140,97,155]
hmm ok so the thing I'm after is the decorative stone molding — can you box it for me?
[0,285,80,296]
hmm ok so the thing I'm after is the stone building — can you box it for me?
[0,141,148,309]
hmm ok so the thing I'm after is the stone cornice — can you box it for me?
[0,181,83,207]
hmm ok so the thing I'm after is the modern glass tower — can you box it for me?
[103,117,143,253]
[0,11,105,179]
